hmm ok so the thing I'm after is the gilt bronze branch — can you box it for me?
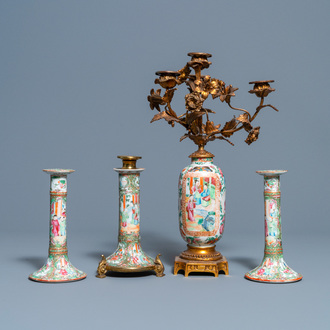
[147,52,278,156]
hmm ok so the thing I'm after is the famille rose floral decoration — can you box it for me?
[245,170,302,283]
[147,52,278,277]
[96,156,165,278]
[29,169,86,283]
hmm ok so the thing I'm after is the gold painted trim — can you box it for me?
[264,191,281,196]
[49,248,68,254]
[264,247,283,255]
[50,191,67,197]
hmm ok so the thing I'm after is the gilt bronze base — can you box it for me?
[96,254,165,278]
[174,245,228,277]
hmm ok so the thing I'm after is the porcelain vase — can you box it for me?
[174,154,228,277]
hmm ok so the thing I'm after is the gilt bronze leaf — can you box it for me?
[177,64,191,85]
[185,111,204,126]
[150,111,181,124]
[221,118,238,137]
[163,89,176,104]
[147,89,165,111]
[205,120,220,135]
[236,113,253,132]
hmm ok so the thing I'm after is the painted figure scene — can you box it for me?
[120,193,140,234]
[50,196,67,248]
[184,176,217,232]
[265,198,282,247]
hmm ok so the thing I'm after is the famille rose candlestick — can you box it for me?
[147,52,278,276]
[29,169,86,283]
[245,170,302,283]
[96,156,165,278]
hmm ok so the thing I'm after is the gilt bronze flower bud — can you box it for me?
[249,80,275,98]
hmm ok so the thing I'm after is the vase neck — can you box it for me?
[191,157,214,164]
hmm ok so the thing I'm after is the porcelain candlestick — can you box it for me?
[245,170,302,283]
[29,169,86,283]
[96,156,165,278]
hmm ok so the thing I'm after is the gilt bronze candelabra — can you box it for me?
[148,52,278,151]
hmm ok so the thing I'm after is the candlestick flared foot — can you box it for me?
[29,254,86,283]
[245,256,302,283]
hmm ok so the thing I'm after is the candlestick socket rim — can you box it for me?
[43,169,75,175]
[155,70,180,77]
[249,80,274,84]
[187,52,212,58]
[117,155,142,169]
[256,170,287,176]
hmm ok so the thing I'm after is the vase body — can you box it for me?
[179,157,226,247]
[96,157,164,277]
[245,170,302,283]
[29,169,86,282]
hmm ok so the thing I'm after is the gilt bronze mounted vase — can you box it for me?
[29,169,86,283]
[174,148,228,277]
[147,52,279,276]
[245,170,302,283]
[96,156,165,278]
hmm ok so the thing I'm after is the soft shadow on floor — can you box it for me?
[142,232,183,266]
[174,269,219,277]
[84,241,117,261]
[229,256,259,270]
[17,257,45,269]
[104,270,156,278]
[85,251,111,261]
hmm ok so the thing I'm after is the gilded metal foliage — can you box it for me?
[147,52,278,148]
